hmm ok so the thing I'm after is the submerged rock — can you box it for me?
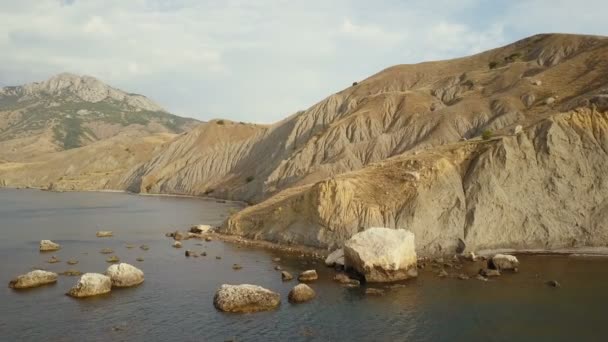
[140,245,150,251]
[288,284,316,303]
[281,271,293,281]
[344,228,417,282]
[96,231,113,238]
[274,265,282,271]
[106,255,120,263]
[365,288,385,296]
[298,270,318,282]
[100,248,114,254]
[325,248,344,267]
[489,254,519,271]
[333,273,360,286]
[479,268,501,277]
[546,280,561,288]
[213,284,281,313]
[438,269,448,278]
[185,250,199,257]
[9,270,58,289]
[39,240,61,252]
[67,259,79,265]
[136,257,144,262]
[60,269,83,276]
[232,264,243,270]
[105,263,144,287]
[47,256,60,264]
[67,273,112,298]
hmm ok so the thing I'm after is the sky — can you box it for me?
[1,0,607,123]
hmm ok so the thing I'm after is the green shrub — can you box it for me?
[204,188,215,195]
[481,130,493,140]
[488,61,498,69]
[245,176,255,183]
[216,120,225,125]
[352,82,358,86]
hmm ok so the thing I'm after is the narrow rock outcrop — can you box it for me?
[213,284,280,313]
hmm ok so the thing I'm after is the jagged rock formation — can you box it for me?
[0,73,198,161]
[224,109,608,255]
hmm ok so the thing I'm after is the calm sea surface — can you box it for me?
[1,189,607,342]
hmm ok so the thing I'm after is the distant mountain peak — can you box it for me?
[2,73,165,113]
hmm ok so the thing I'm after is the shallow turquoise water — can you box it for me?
[1,189,607,342]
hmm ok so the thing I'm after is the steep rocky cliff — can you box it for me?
[122,33,608,206]
[223,109,608,255]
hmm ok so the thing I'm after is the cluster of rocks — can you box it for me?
[9,262,144,298]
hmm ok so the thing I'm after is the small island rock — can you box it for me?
[66,273,112,298]
[281,271,293,281]
[9,270,58,289]
[489,254,519,271]
[288,284,316,303]
[213,284,280,313]
[298,270,318,282]
[96,231,113,238]
[105,263,144,287]
[40,240,61,252]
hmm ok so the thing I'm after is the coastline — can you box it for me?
[1,186,249,206]
[476,247,608,257]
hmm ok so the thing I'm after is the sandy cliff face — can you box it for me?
[223,109,608,255]
[122,34,608,205]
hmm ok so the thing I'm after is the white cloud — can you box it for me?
[0,0,606,123]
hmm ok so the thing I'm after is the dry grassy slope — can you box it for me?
[0,73,199,161]
[223,108,608,255]
[0,131,176,190]
[124,33,608,204]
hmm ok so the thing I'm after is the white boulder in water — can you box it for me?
[344,227,418,282]
[213,284,280,313]
[9,270,58,289]
[39,240,61,251]
[489,254,519,271]
[66,273,112,298]
[105,263,144,287]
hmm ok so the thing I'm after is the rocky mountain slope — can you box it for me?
[122,33,608,204]
[2,33,607,256]
[0,73,198,161]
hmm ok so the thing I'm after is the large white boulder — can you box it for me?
[9,270,58,289]
[489,254,519,271]
[39,240,61,252]
[66,273,112,298]
[325,248,344,267]
[213,284,280,313]
[344,227,418,282]
[105,263,144,287]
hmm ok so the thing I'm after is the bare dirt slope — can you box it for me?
[120,34,608,203]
